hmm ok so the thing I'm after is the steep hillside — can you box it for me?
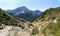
[33,7,60,23]
[31,7,60,36]
[40,7,60,36]
[42,17,60,36]
[0,8,18,25]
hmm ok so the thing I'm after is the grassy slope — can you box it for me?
[0,8,18,25]
[42,7,60,36]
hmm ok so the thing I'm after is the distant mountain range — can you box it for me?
[6,6,42,21]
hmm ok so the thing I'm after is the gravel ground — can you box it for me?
[0,26,31,36]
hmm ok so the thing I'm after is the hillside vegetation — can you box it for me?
[41,7,60,36]
[0,8,18,25]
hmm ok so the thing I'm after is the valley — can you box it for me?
[0,7,60,36]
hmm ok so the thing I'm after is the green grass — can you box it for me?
[42,17,60,36]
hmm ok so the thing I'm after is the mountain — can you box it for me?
[6,6,42,21]
[6,6,29,14]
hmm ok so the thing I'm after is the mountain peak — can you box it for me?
[34,10,41,12]
[20,6,26,8]
[14,6,29,12]
[16,6,28,10]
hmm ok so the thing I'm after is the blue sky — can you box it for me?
[0,0,60,11]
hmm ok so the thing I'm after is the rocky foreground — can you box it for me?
[0,26,32,36]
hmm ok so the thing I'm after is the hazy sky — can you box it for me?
[0,0,60,11]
